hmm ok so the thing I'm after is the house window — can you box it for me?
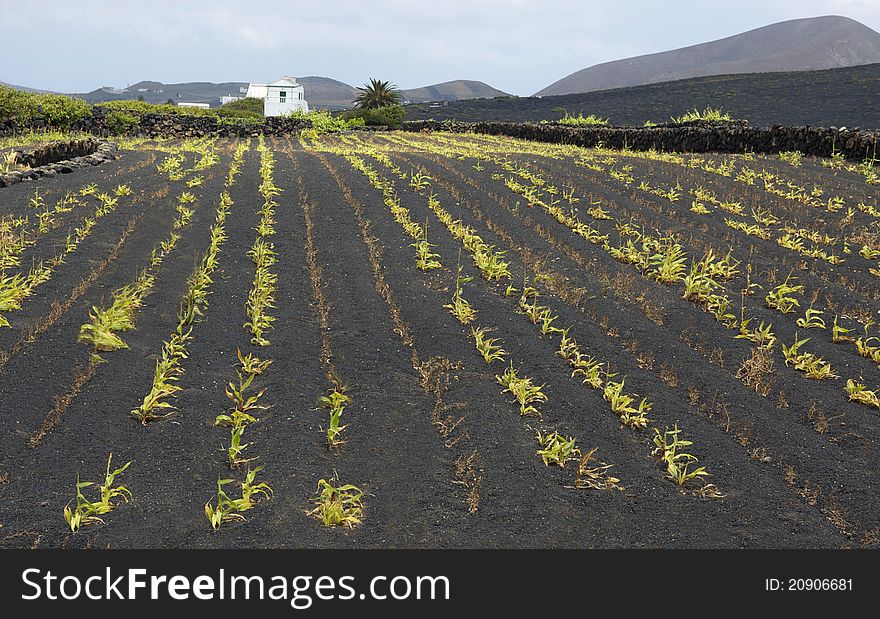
[279,90,287,103]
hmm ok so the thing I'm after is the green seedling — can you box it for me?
[845,379,880,409]
[308,476,364,528]
[444,252,477,325]
[652,426,709,487]
[496,363,547,416]
[205,466,272,530]
[63,454,132,532]
[832,315,853,343]
[796,308,826,330]
[471,327,507,364]
[765,275,804,314]
[535,430,580,468]
[320,387,351,448]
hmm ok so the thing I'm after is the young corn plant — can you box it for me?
[496,363,547,416]
[409,170,432,192]
[244,238,278,346]
[215,349,272,428]
[471,327,507,364]
[78,271,155,357]
[736,318,777,350]
[205,466,273,530]
[652,426,709,488]
[63,454,132,533]
[845,379,880,409]
[411,223,441,271]
[832,315,853,343]
[308,476,365,528]
[227,425,253,469]
[796,308,826,330]
[320,387,351,448]
[129,329,189,424]
[535,430,580,468]
[782,334,838,379]
[444,253,477,325]
[765,276,804,314]
[571,354,605,389]
[602,378,652,429]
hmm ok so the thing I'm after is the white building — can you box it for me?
[177,102,211,109]
[245,77,308,116]
[219,95,243,105]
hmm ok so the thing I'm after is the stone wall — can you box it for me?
[403,120,879,161]
[0,140,117,188]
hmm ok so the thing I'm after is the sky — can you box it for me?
[2,0,879,95]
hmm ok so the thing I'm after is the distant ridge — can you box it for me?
[400,80,508,103]
[537,15,880,96]
[3,77,509,110]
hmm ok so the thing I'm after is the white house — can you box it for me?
[220,95,243,105]
[177,102,210,109]
[245,83,269,99]
[245,77,308,116]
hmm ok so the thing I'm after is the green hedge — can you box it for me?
[341,105,404,129]
[219,97,264,118]
[0,85,91,129]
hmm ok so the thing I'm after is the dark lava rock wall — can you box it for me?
[0,140,117,188]
[1,109,312,139]
[403,120,879,161]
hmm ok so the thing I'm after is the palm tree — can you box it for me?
[354,78,401,109]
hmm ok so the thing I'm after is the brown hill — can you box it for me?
[537,15,880,96]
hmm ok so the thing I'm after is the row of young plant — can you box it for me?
[398,132,880,415]
[154,138,220,182]
[417,129,873,252]
[323,136,715,493]
[625,154,877,274]
[208,140,365,531]
[244,136,280,346]
[63,142,249,533]
[206,138,280,528]
[811,144,879,185]
[554,150,880,410]
[339,153,442,271]
[129,143,248,424]
[564,150,880,404]
[1,186,103,271]
[378,133,880,535]
[1,184,132,328]
[78,190,201,357]
[296,149,366,527]
[463,256,626,489]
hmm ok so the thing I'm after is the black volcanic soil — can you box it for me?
[0,131,876,548]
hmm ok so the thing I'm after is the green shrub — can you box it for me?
[36,94,91,129]
[289,110,355,133]
[0,85,39,123]
[99,98,265,121]
[105,111,139,135]
[341,104,404,129]
[219,97,264,117]
[0,86,90,128]
[97,100,201,116]
[556,112,608,126]
[671,107,733,123]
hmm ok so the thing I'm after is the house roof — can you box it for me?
[269,76,300,87]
